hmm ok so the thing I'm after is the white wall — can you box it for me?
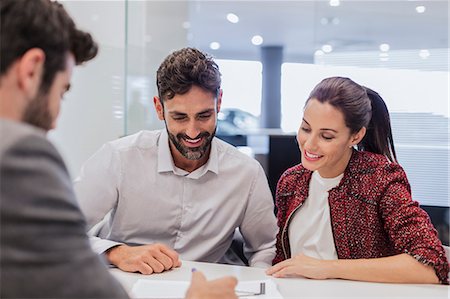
[48,1,127,178]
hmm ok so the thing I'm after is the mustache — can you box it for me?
[177,131,211,140]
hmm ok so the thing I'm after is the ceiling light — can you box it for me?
[419,49,430,59]
[209,42,220,50]
[320,17,329,25]
[379,43,390,52]
[226,13,239,23]
[416,5,426,13]
[331,17,340,25]
[329,0,340,7]
[321,44,333,53]
[251,35,263,46]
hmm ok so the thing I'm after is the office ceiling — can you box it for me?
[186,0,449,62]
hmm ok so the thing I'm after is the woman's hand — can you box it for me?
[266,253,334,279]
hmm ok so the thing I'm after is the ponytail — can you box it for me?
[359,88,397,163]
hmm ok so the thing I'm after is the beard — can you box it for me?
[22,91,52,131]
[167,127,216,160]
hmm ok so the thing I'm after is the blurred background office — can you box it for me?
[49,0,448,244]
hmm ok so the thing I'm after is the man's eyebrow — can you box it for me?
[197,109,215,115]
[168,111,187,115]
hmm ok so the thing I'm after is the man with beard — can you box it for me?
[0,1,237,298]
[75,47,278,275]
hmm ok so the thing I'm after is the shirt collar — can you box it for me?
[157,129,219,177]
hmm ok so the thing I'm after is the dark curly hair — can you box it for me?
[156,47,221,103]
[0,0,98,93]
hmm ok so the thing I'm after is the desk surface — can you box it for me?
[110,261,448,298]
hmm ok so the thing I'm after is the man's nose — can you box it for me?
[185,121,201,139]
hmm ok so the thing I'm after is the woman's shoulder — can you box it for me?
[350,151,408,181]
[277,163,311,193]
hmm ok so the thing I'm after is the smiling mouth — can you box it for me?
[183,137,203,147]
[304,150,323,161]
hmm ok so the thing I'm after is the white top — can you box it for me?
[288,171,342,260]
[74,130,277,267]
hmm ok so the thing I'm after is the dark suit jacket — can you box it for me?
[0,119,129,298]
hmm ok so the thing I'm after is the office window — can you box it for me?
[281,49,449,207]
[215,59,262,118]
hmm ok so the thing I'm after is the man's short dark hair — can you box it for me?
[156,47,221,102]
[0,0,98,93]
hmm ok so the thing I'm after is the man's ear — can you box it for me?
[216,89,222,113]
[153,96,165,120]
[18,48,45,99]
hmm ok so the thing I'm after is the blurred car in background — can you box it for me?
[216,108,259,146]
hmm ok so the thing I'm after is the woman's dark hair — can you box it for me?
[0,0,98,93]
[156,47,221,103]
[307,77,397,162]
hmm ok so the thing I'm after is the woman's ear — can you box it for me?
[351,126,366,147]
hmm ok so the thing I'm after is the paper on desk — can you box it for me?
[130,279,283,299]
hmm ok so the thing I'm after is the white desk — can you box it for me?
[110,261,448,298]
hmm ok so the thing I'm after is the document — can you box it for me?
[130,279,283,298]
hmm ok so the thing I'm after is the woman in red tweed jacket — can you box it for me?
[266,77,449,284]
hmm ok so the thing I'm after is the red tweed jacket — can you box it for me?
[273,150,449,284]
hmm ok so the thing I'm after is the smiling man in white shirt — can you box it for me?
[75,47,277,275]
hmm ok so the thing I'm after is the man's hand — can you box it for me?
[266,253,332,280]
[105,243,182,274]
[185,271,238,299]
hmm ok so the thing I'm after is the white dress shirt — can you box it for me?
[74,130,277,267]
[288,171,342,260]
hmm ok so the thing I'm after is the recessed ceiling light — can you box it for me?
[379,43,390,52]
[416,5,426,13]
[329,0,340,7]
[209,42,220,50]
[251,35,263,46]
[419,49,430,59]
[331,17,340,25]
[320,17,329,25]
[322,44,333,53]
[226,13,239,23]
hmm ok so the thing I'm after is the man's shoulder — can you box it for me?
[107,129,162,152]
[0,119,51,156]
[214,137,260,167]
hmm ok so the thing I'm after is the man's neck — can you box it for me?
[0,88,26,122]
